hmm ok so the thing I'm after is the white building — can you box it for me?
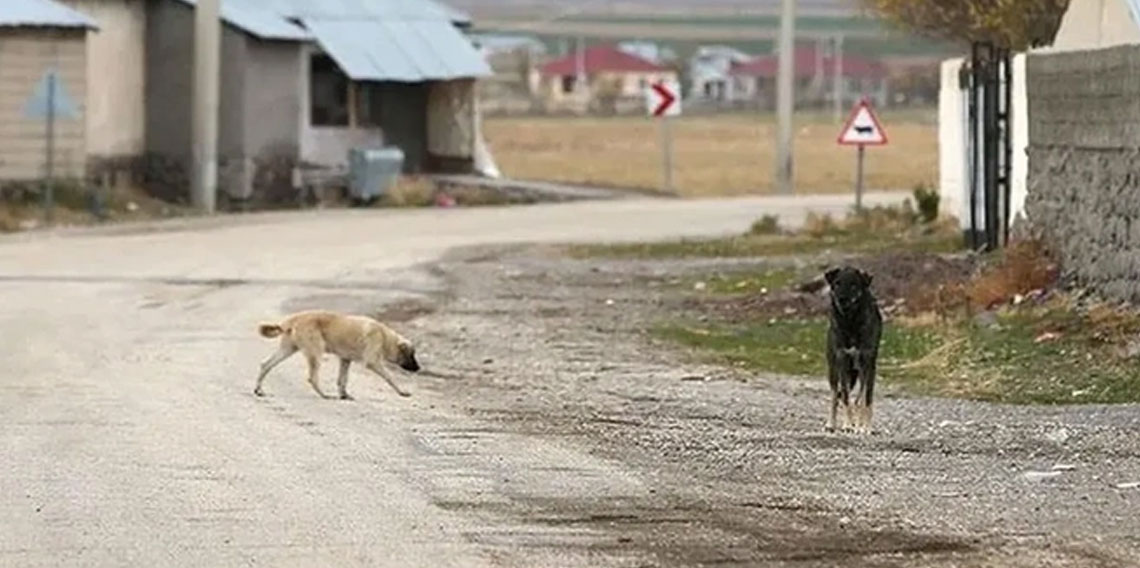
[938,0,1140,229]
[688,45,752,103]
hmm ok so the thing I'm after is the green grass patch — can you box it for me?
[690,266,805,295]
[568,231,961,260]
[655,304,1140,405]
[945,307,1140,405]
[655,318,941,378]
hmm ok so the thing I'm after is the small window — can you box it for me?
[310,54,349,127]
[561,75,576,94]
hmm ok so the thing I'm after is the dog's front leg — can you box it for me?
[336,358,353,400]
[857,352,877,435]
[826,365,841,432]
[828,392,840,432]
[851,355,866,432]
[367,363,412,398]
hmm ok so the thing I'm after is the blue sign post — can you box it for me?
[23,69,79,224]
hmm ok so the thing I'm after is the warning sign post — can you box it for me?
[837,98,888,211]
[646,79,681,194]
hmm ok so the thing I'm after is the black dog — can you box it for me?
[824,266,882,434]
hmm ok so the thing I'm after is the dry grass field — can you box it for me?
[483,110,938,197]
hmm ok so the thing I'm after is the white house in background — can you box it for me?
[617,41,677,65]
[938,0,1140,229]
[469,33,546,58]
[688,45,752,102]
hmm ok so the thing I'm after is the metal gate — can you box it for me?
[959,42,1013,251]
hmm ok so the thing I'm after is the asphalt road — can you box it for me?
[0,193,910,567]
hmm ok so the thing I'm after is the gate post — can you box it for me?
[965,41,1014,252]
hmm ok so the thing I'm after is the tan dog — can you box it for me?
[254,310,420,400]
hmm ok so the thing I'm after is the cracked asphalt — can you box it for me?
[2,193,1138,567]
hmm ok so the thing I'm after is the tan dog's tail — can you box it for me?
[258,323,284,338]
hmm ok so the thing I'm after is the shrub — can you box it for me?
[912,183,940,224]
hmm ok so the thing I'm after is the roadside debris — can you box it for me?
[1022,470,1063,482]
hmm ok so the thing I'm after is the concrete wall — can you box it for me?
[240,39,303,201]
[1010,54,1029,225]
[144,0,191,167]
[0,29,88,180]
[937,57,967,224]
[1024,44,1140,302]
[58,0,146,160]
[146,0,304,203]
[427,79,475,172]
[242,40,302,160]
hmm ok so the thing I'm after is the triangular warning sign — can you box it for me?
[23,69,79,121]
[837,99,888,146]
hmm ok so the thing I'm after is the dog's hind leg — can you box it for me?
[305,354,330,399]
[254,342,298,397]
[336,358,353,401]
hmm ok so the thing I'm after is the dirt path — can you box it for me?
[3,197,1136,567]
[405,244,1140,567]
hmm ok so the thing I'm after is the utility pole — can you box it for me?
[191,0,220,213]
[774,0,796,195]
[833,34,844,123]
[575,35,586,94]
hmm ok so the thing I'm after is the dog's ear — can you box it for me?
[859,269,873,287]
[824,267,840,285]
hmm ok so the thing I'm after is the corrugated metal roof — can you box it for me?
[226,0,469,24]
[174,0,310,40]
[304,18,491,81]
[0,0,98,29]
[168,0,484,81]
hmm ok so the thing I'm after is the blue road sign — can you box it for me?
[23,70,78,120]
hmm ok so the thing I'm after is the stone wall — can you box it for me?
[1024,44,1140,302]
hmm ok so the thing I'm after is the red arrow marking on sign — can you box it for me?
[651,81,675,117]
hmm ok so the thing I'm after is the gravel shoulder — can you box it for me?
[404,243,1140,567]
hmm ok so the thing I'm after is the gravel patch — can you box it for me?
[399,244,1140,566]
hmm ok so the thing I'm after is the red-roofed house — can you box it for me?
[531,44,678,114]
[728,45,889,109]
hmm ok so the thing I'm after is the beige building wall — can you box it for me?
[1049,0,1140,52]
[0,29,88,180]
[58,0,146,158]
[538,70,679,113]
[614,71,677,97]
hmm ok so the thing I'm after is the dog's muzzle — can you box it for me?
[401,358,421,373]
